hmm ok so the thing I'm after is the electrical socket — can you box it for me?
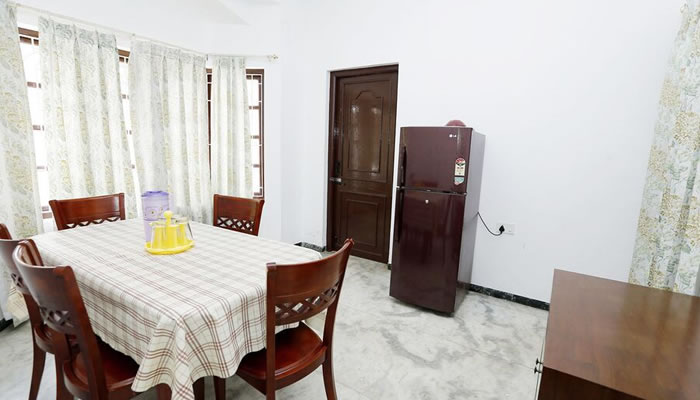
[501,223,516,235]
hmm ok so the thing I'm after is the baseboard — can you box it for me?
[458,282,549,311]
[294,242,326,253]
[0,318,12,332]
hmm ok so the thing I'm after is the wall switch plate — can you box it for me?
[502,224,516,235]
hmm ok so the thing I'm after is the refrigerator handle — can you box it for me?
[395,187,404,242]
[400,145,407,187]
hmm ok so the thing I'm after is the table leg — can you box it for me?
[214,377,226,400]
[156,384,171,400]
[193,378,205,400]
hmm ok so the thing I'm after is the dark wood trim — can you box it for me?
[18,27,132,61]
[459,282,550,311]
[0,318,12,332]
[325,64,399,256]
[18,27,38,40]
[294,242,326,252]
[329,64,399,79]
[207,69,212,171]
[205,68,265,198]
[249,69,265,198]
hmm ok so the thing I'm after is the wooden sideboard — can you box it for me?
[537,270,700,399]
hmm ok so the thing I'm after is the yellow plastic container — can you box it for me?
[145,211,194,255]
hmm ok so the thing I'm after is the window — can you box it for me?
[17,27,264,224]
[206,69,265,198]
[247,70,265,198]
[18,28,139,221]
[18,28,50,219]
[118,50,140,194]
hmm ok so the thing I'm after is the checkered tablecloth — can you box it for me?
[31,219,321,400]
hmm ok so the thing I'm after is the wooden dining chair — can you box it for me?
[213,239,354,400]
[49,193,126,231]
[0,224,73,400]
[213,194,265,236]
[11,240,182,400]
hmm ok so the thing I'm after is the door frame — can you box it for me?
[325,64,399,260]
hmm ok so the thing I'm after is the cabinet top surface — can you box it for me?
[544,270,700,399]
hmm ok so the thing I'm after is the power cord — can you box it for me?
[477,212,504,236]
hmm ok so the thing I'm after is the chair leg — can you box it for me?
[156,384,171,400]
[53,352,72,400]
[28,344,45,400]
[193,378,204,400]
[214,377,226,400]
[322,358,337,400]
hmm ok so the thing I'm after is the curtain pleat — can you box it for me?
[39,17,136,216]
[129,41,211,222]
[0,0,40,324]
[211,56,252,198]
[630,4,700,295]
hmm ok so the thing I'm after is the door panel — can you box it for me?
[343,81,392,183]
[390,189,465,312]
[327,66,398,263]
[346,90,382,174]
[400,127,472,193]
[338,190,387,260]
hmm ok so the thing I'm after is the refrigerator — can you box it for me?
[389,126,485,313]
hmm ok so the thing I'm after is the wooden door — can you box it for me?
[327,65,398,263]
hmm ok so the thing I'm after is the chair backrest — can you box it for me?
[49,193,125,231]
[213,194,265,236]
[264,239,353,383]
[13,241,108,399]
[0,224,44,332]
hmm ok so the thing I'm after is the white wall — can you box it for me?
[15,0,287,240]
[279,0,684,301]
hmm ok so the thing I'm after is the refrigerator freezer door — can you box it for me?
[399,127,472,193]
[390,189,465,313]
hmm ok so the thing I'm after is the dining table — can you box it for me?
[30,218,322,400]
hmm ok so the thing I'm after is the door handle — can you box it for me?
[400,146,407,187]
[329,177,343,184]
[396,188,404,241]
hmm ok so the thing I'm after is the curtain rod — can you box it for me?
[12,2,279,61]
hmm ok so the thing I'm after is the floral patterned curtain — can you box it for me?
[210,56,252,198]
[129,41,211,222]
[630,4,700,296]
[0,1,40,324]
[0,3,42,239]
[39,18,136,216]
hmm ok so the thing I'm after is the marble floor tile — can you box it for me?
[0,255,547,399]
[339,256,548,368]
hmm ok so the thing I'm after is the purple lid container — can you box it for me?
[142,191,169,242]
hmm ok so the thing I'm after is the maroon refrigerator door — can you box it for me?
[390,189,465,313]
[399,127,472,193]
